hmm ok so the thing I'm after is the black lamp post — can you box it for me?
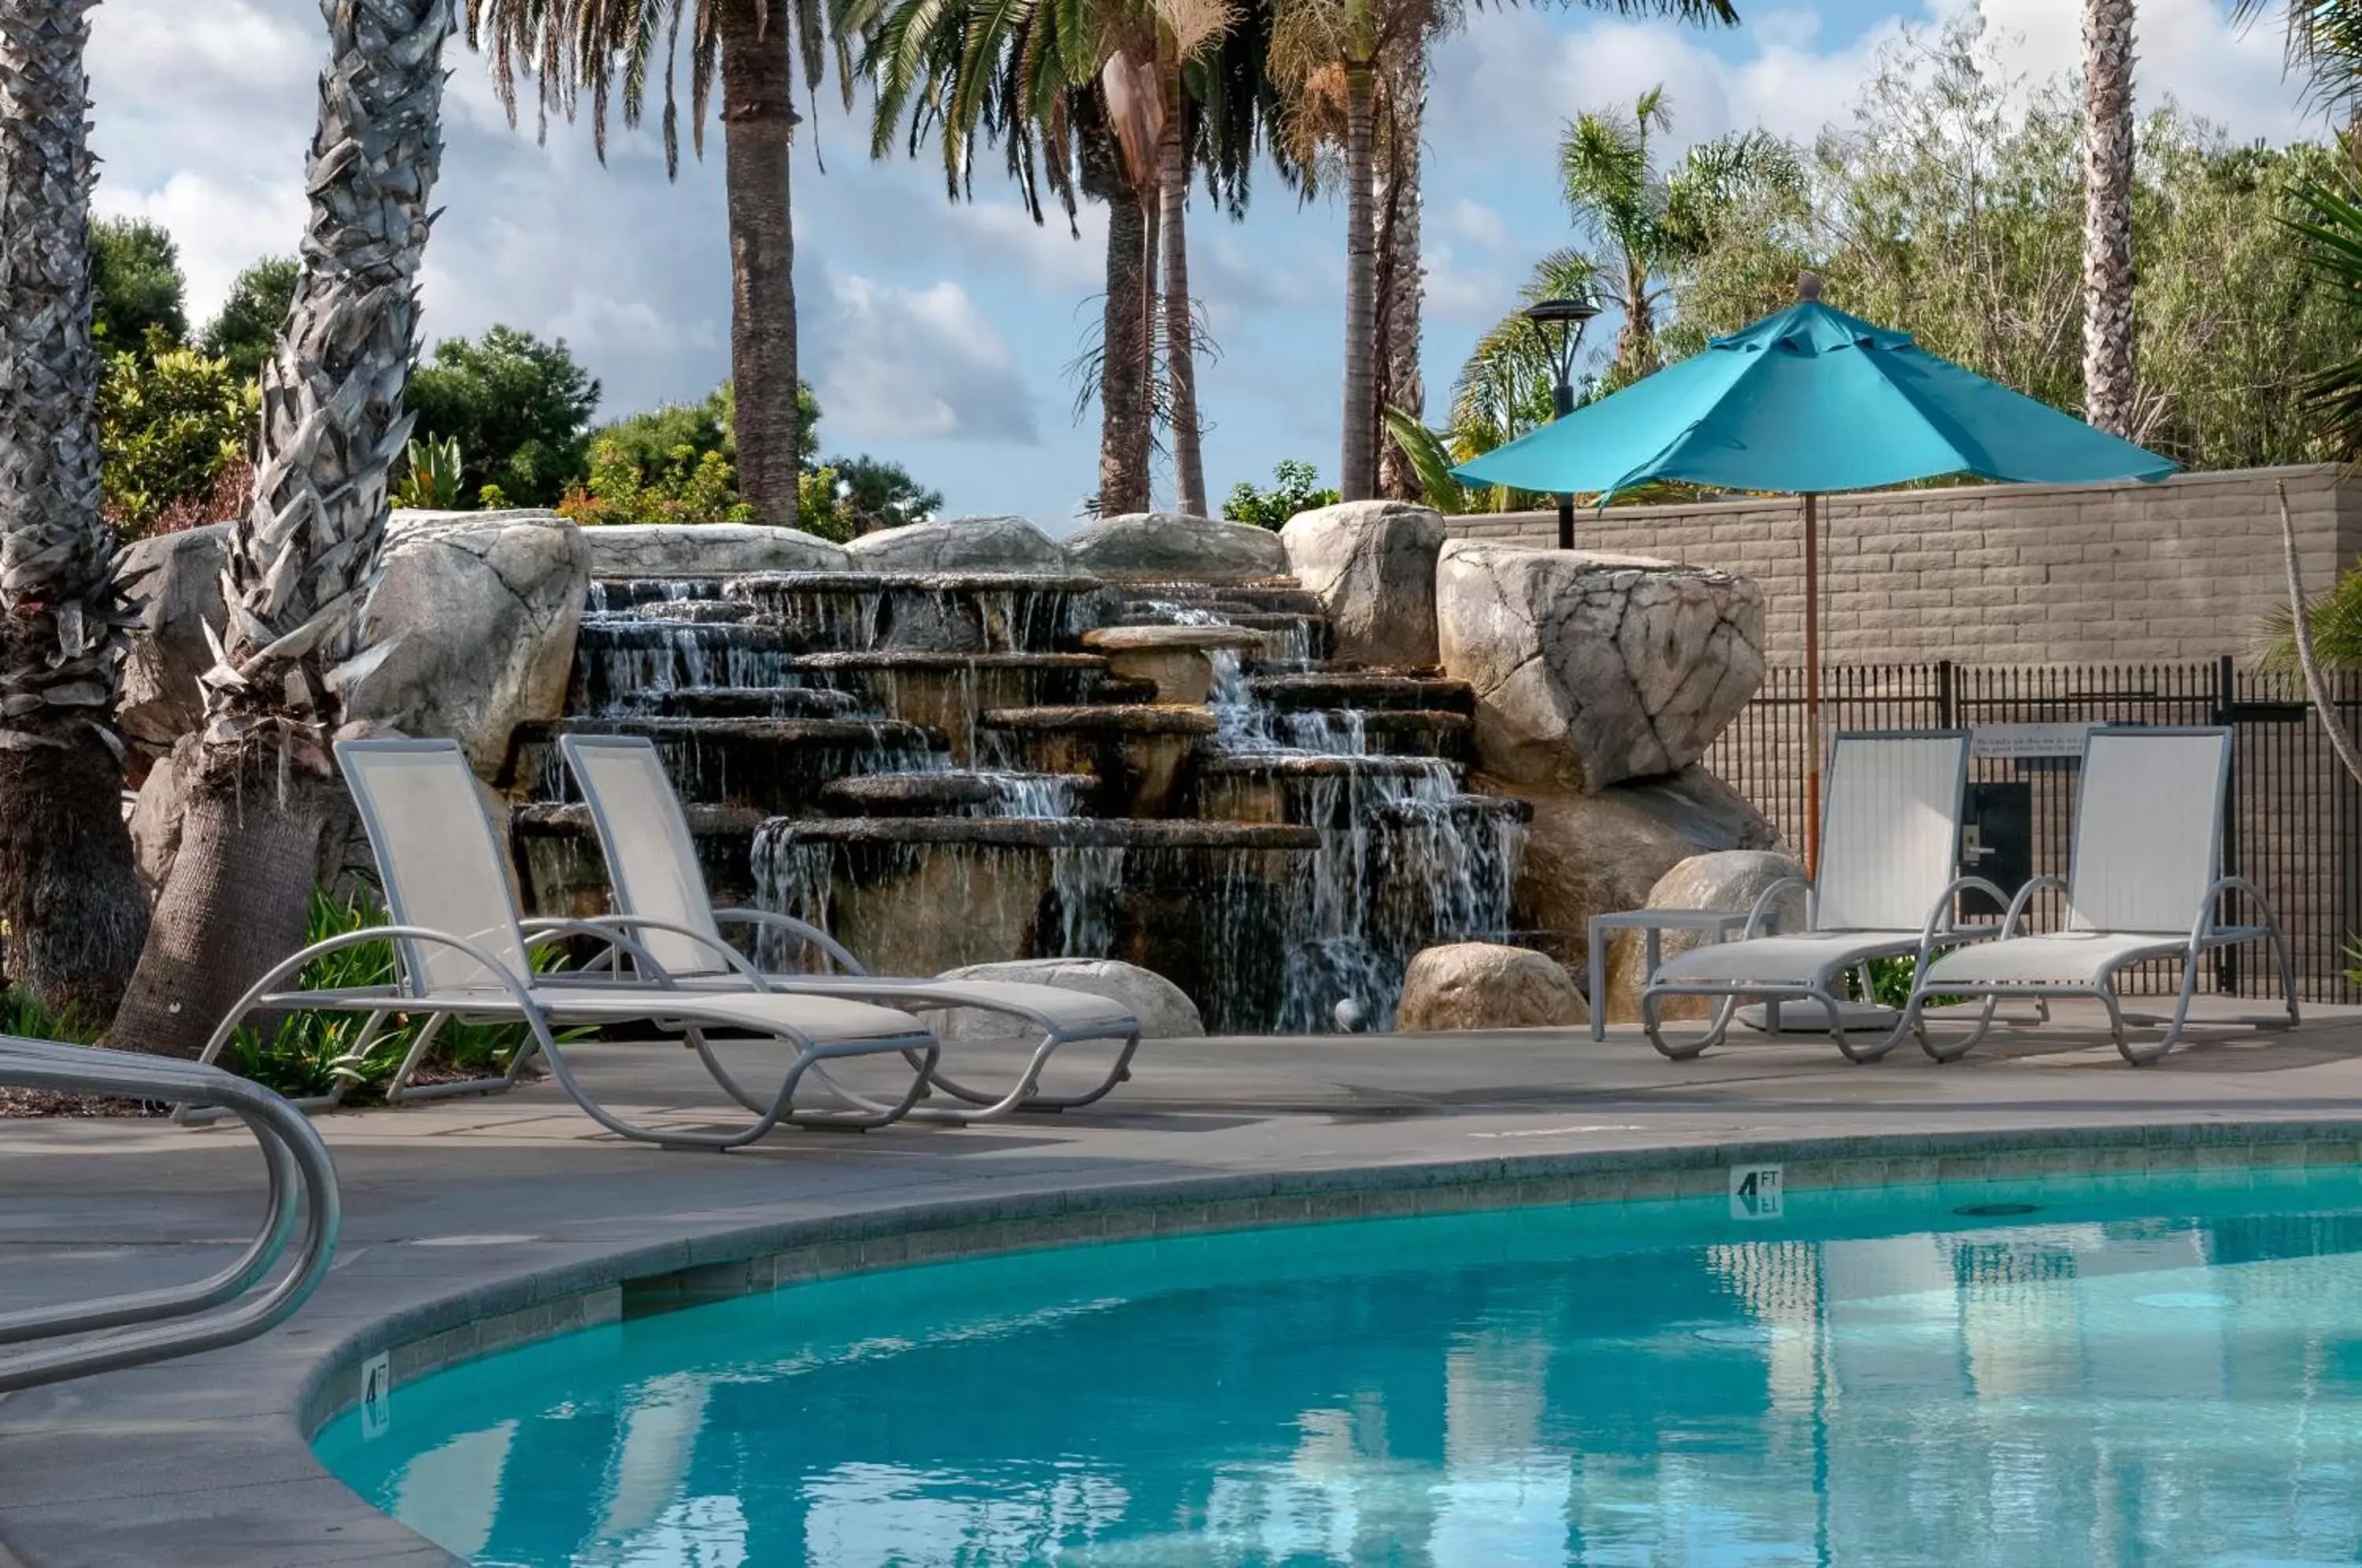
[1522,295,1601,549]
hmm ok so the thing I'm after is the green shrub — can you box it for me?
[392,433,468,510]
[223,888,572,1104]
[98,342,256,537]
[1222,459,1339,530]
[557,438,755,527]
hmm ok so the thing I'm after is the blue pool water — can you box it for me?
[318,1167,2362,1565]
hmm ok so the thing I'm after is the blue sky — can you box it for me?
[88,1,2315,533]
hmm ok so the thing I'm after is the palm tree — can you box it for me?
[2082,0,2137,436]
[2234,1,2362,120]
[853,0,1283,514]
[109,0,455,1059]
[468,0,817,531]
[1272,1,1738,501]
[0,0,149,1022]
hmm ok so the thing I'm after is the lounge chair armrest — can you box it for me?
[1743,877,1813,939]
[1923,876,2011,943]
[709,908,872,976]
[2194,875,2282,943]
[535,913,770,990]
[519,917,684,989]
[1997,875,2067,938]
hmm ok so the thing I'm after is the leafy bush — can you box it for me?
[1222,459,1339,530]
[90,216,187,350]
[222,888,570,1104]
[98,342,256,537]
[557,438,754,527]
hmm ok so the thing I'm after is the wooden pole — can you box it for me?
[1803,491,1822,876]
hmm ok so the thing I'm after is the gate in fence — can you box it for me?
[1702,660,2362,1003]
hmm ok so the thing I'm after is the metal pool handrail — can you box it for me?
[0,1037,340,1394]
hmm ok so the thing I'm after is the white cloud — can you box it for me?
[811,272,1038,444]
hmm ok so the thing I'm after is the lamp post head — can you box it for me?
[1520,295,1599,405]
[1521,297,1601,331]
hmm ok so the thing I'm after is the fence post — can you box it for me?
[1938,660,1957,730]
[2216,653,2240,994]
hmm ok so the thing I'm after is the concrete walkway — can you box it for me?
[6,1001,2362,1566]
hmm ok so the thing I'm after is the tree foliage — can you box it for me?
[405,325,601,507]
[88,215,187,349]
[1662,16,2351,473]
[200,256,300,384]
[1222,458,1338,528]
[97,345,255,537]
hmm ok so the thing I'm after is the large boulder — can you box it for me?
[1279,500,1446,670]
[1396,941,1589,1032]
[121,512,591,777]
[1485,767,1783,985]
[349,512,592,775]
[1438,540,1764,793]
[1603,849,1809,1024]
[1064,511,1288,582]
[846,514,1065,572]
[931,956,1206,1041]
[576,520,849,579]
[117,522,231,758]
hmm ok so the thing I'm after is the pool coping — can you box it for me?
[289,1115,2362,1531]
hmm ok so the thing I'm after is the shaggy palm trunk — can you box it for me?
[1158,52,1207,517]
[1374,65,1426,502]
[0,0,147,1023]
[719,2,802,530]
[1138,186,1162,505]
[1338,55,1378,501]
[2081,0,2137,436]
[1090,117,1153,516]
[109,0,453,1060]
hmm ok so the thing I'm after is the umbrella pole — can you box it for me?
[1804,492,1822,878]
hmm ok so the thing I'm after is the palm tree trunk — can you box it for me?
[718,2,802,531]
[2081,0,2137,436]
[1159,51,1207,517]
[1338,54,1379,501]
[1374,62,1426,502]
[1098,202,1152,516]
[0,0,147,1022]
[1139,184,1162,505]
[109,0,454,1059]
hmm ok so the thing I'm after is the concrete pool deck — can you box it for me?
[7,1000,2362,1566]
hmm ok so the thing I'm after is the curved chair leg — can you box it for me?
[1642,989,1739,1060]
[2115,958,2205,1067]
[1914,994,2004,1064]
[1816,982,1916,1065]
[2271,924,2303,1026]
[683,1025,942,1132]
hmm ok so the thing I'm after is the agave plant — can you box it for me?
[393,432,468,509]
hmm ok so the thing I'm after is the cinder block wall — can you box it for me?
[1441,464,2362,665]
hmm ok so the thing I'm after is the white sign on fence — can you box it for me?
[1971,722,2095,760]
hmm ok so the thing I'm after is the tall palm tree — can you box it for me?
[468,0,818,531]
[1273,0,1737,501]
[2082,0,2137,436]
[109,0,455,1059]
[853,0,1283,513]
[0,0,148,1022]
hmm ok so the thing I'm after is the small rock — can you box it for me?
[1064,511,1290,582]
[1605,849,1810,1024]
[846,514,1065,572]
[931,957,1206,1041]
[1396,942,1589,1032]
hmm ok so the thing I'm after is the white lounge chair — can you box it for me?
[1906,726,2297,1066]
[554,733,1145,1123]
[1641,729,2005,1063]
[194,738,944,1149]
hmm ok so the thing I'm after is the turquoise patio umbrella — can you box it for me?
[1453,279,2176,862]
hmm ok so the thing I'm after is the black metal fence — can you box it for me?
[1704,660,2362,1003]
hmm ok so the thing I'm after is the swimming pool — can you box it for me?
[318,1167,2362,1565]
